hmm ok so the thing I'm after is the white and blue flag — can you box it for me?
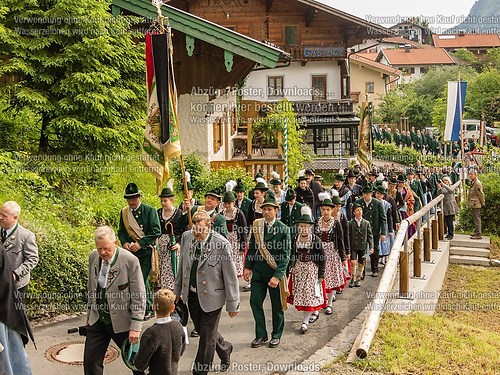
[444,81,467,142]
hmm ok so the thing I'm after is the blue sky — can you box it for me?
[321,0,477,32]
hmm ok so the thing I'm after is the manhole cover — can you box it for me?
[45,341,119,365]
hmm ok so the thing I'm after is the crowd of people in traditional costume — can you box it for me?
[2,158,485,375]
[375,125,494,155]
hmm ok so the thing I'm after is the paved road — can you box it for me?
[26,276,379,375]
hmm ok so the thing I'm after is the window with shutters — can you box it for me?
[267,76,284,98]
[213,118,223,154]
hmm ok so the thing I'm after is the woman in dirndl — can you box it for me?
[221,190,247,277]
[287,206,326,333]
[329,190,351,294]
[396,174,416,238]
[156,185,182,290]
[312,193,346,319]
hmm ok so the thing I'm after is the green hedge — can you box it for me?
[0,151,162,318]
[1,151,257,318]
[170,152,254,201]
[457,173,500,235]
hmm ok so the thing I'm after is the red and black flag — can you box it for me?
[143,32,181,187]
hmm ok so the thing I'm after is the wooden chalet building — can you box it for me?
[110,1,290,175]
[162,0,392,158]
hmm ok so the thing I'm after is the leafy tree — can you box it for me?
[452,48,477,65]
[406,94,433,128]
[413,66,477,99]
[0,0,146,156]
[482,48,500,71]
[466,69,500,120]
[484,96,500,125]
[377,86,411,124]
[431,96,447,133]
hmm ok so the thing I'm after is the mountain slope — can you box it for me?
[450,0,500,33]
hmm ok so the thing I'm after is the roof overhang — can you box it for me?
[112,0,290,68]
[294,0,394,40]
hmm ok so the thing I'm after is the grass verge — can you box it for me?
[322,265,500,375]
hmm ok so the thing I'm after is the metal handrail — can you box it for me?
[355,180,461,359]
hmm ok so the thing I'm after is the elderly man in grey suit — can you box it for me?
[84,226,146,375]
[0,201,39,301]
[175,211,239,375]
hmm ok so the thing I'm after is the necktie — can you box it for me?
[98,260,110,288]
[189,242,202,290]
[1,229,6,242]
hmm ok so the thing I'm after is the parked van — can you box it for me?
[462,119,481,140]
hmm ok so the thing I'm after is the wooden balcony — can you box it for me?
[291,99,354,116]
[210,149,284,180]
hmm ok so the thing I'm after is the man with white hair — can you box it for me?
[84,226,146,375]
[0,201,39,299]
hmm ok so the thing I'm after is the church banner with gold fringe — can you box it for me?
[143,32,181,187]
[357,100,373,172]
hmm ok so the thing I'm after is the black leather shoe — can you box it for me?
[220,344,232,372]
[268,338,280,348]
[191,329,200,338]
[251,337,268,348]
[349,280,355,288]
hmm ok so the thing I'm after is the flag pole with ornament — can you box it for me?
[144,0,192,225]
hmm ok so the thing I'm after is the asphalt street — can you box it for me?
[26,276,379,375]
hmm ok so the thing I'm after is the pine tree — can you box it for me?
[0,0,146,155]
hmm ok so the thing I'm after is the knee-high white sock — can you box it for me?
[327,292,335,306]
[303,311,313,325]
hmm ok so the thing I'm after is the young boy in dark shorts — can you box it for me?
[348,203,374,287]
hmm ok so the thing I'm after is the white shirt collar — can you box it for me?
[4,223,17,237]
[265,218,276,227]
[155,316,172,324]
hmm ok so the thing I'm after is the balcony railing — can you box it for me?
[291,99,354,116]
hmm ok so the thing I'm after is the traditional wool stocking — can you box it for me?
[303,311,313,325]
[357,263,365,281]
[327,292,335,306]
[351,261,357,281]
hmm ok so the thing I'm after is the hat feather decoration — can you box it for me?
[185,170,191,182]
[255,177,267,187]
[300,205,312,217]
[271,171,280,180]
[297,169,306,178]
[382,181,388,190]
[338,168,344,176]
[166,179,174,191]
[377,172,385,181]
[318,191,331,202]
[225,180,237,192]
